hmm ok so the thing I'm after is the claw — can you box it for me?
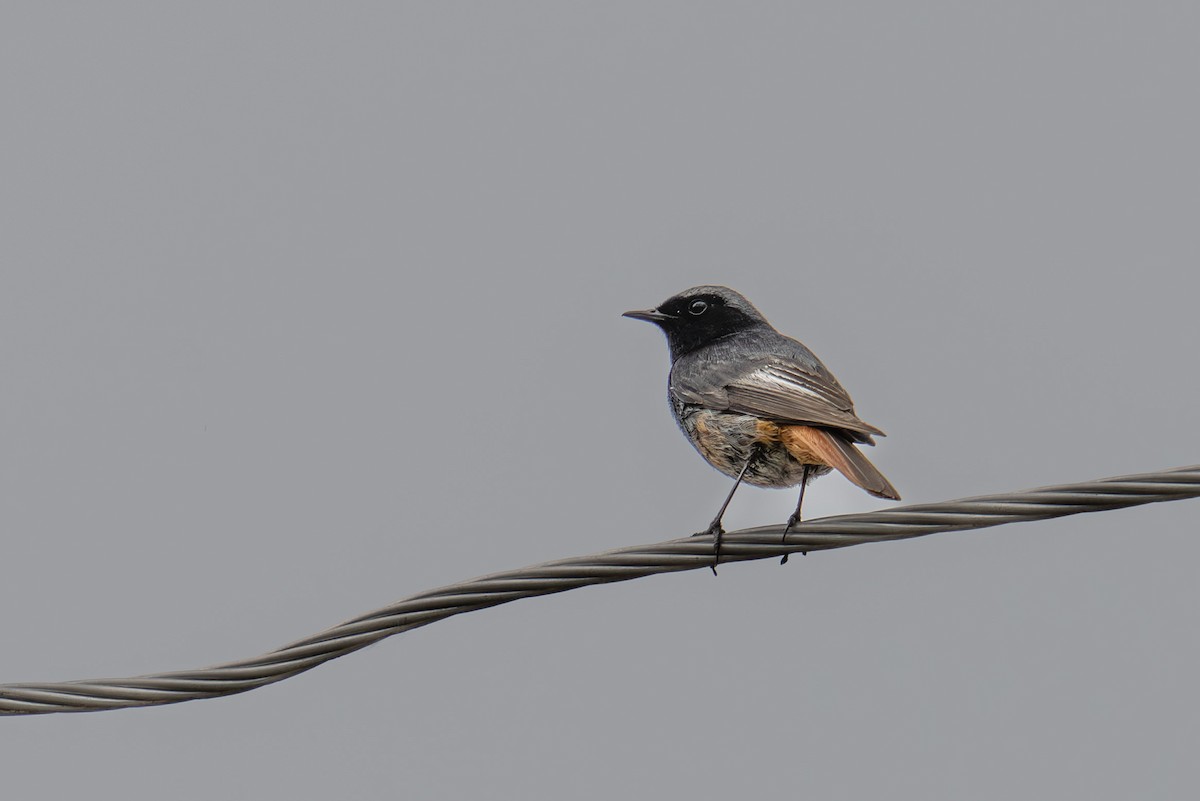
[780,512,802,564]
[694,521,724,575]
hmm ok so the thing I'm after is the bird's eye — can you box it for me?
[688,300,709,315]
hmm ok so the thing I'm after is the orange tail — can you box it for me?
[780,425,900,500]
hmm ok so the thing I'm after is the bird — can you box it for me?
[623,285,899,573]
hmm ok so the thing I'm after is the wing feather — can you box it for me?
[671,356,885,443]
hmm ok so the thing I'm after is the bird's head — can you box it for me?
[623,285,768,359]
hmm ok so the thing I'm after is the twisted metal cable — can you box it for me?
[3,464,1198,716]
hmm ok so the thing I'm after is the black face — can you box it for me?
[633,290,763,359]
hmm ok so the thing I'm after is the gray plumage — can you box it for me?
[625,284,898,497]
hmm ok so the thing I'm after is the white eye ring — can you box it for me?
[688,300,709,315]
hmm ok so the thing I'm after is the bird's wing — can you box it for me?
[671,356,886,441]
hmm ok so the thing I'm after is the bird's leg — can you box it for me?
[695,446,759,576]
[780,464,811,565]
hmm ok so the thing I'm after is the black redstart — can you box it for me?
[623,285,899,572]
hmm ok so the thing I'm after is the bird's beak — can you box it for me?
[622,308,672,323]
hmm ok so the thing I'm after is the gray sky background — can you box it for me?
[3,3,1198,799]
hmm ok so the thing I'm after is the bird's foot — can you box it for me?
[693,520,724,576]
[780,512,804,565]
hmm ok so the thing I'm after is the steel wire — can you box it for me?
[2,464,1197,715]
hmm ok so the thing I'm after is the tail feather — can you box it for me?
[781,425,900,500]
